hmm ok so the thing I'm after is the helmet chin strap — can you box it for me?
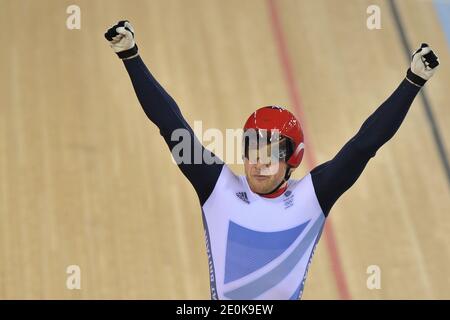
[257,167,292,196]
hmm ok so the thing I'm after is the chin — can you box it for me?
[249,180,273,194]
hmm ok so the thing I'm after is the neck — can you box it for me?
[260,182,288,198]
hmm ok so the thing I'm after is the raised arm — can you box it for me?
[311,44,440,216]
[105,21,224,205]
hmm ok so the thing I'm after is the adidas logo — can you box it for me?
[236,192,250,204]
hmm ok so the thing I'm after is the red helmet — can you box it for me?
[243,106,304,168]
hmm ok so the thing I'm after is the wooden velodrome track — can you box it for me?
[0,0,449,299]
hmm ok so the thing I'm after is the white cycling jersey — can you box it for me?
[202,165,326,300]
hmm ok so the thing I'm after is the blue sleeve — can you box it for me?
[311,79,421,216]
[122,56,224,206]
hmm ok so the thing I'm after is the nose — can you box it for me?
[254,157,271,169]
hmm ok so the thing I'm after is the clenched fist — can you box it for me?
[406,43,439,87]
[105,20,139,60]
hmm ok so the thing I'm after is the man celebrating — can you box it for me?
[105,20,439,300]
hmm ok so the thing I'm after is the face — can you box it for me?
[244,158,289,194]
[243,134,291,194]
